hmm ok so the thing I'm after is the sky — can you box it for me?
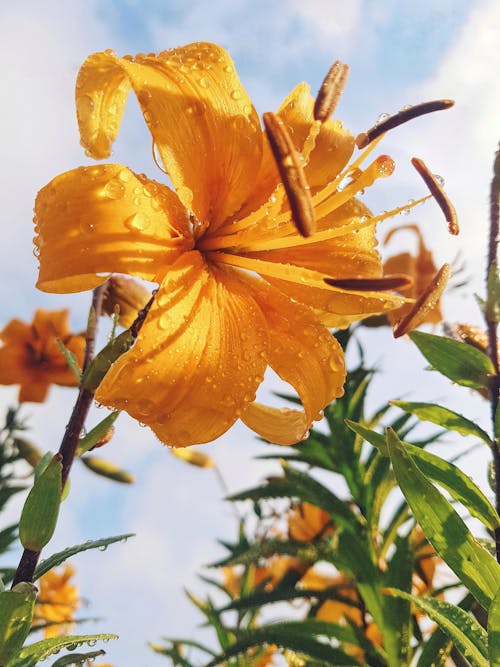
[0,1,499,665]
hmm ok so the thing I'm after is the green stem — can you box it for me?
[487,146,500,563]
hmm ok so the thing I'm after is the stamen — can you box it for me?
[325,275,413,291]
[393,263,451,338]
[356,100,455,149]
[411,157,459,235]
[263,112,316,237]
[314,61,349,122]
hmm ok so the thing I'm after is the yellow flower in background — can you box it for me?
[0,309,85,403]
[34,564,79,637]
[34,43,410,447]
[287,501,333,541]
[384,224,443,328]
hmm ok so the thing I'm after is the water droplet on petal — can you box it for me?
[230,89,242,101]
[103,177,126,200]
[376,112,390,124]
[124,213,149,232]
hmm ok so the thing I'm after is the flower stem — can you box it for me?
[486,146,500,563]
[12,285,106,586]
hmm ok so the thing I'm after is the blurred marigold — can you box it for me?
[33,564,79,638]
[0,309,85,402]
[34,43,412,447]
[288,501,333,541]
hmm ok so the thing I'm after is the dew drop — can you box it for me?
[79,220,95,233]
[103,178,126,200]
[376,112,390,124]
[124,213,149,232]
[230,89,242,101]
[76,94,95,118]
[433,173,445,186]
[199,77,210,88]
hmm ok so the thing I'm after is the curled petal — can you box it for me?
[35,165,191,293]
[96,252,269,446]
[76,45,263,225]
[243,277,345,441]
[241,402,310,446]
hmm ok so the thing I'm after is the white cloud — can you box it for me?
[288,0,363,52]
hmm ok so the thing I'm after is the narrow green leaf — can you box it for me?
[13,633,117,666]
[386,428,500,609]
[82,330,133,390]
[55,339,82,382]
[33,534,134,581]
[487,261,500,322]
[390,401,492,445]
[408,331,494,389]
[204,621,360,667]
[50,649,106,666]
[347,421,500,530]
[19,455,62,551]
[382,535,413,666]
[385,589,488,667]
[80,456,134,484]
[488,585,500,666]
[0,587,36,665]
[76,412,120,457]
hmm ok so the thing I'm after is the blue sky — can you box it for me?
[0,1,499,665]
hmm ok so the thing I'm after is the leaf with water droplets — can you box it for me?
[31,534,134,582]
[0,588,36,666]
[386,427,500,609]
[50,649,106,666]
[10,633,117,667]
[409,331,494,390]
[385,589,488,667]
[488,586,500,666]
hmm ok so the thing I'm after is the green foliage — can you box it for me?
[81,330,133,390]
[19,456,62,551]
[0,587,36,666]
[408,331,494,389]
[9,633,117,667]
[76,411,120,457]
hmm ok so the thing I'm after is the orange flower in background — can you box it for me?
[0,309,85,402]
[384,224,443,328]
[34,43,412,447]
[34,564,79,637]
[288,501,333,541]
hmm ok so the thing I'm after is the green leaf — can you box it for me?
[385,428,500,609]
[80,456,134,484]
[76,412,120,457]
[385,589,488,667]
[408,331,494,389]
[204,621,361,667]
[82,330,133,391]
[390,401,492,445]
[11,633,117,667]
[55,339,82,382]
[489,585,500,666]
[0,587,36,665]
[347,421,500,530]
[382,535,413,666]
[50,649,106,666]
[19,455,62,551]
[487,261,500,322]
[33,534,134,581]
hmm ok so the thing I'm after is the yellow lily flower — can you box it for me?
[33,564,79,638]
[34,43,410,447]
[0,309,85,403]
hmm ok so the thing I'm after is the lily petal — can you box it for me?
[242,277,345,443]
[76,44,263,226]
[35,165,191,293]
[241,402,309,446]
[96,252,269,446]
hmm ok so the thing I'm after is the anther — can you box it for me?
[325,275,413,291]
[393,263,451,338]
[314,61,349,122]
[263,112,316,237]
[356,100,455,149]
[411,157,459,235]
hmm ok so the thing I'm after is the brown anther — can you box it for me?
[356,100,455,149]
[411,157,459,235]
[314,61,349,122]
[324,274,413,291]
[263,111,316,237]
[393,263,451,338]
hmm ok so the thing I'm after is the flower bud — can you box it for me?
[14,437,43,467]
[81,456,135,483]
[170,447,214,468]
[102,277,151,328]
[19,455,62,551]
